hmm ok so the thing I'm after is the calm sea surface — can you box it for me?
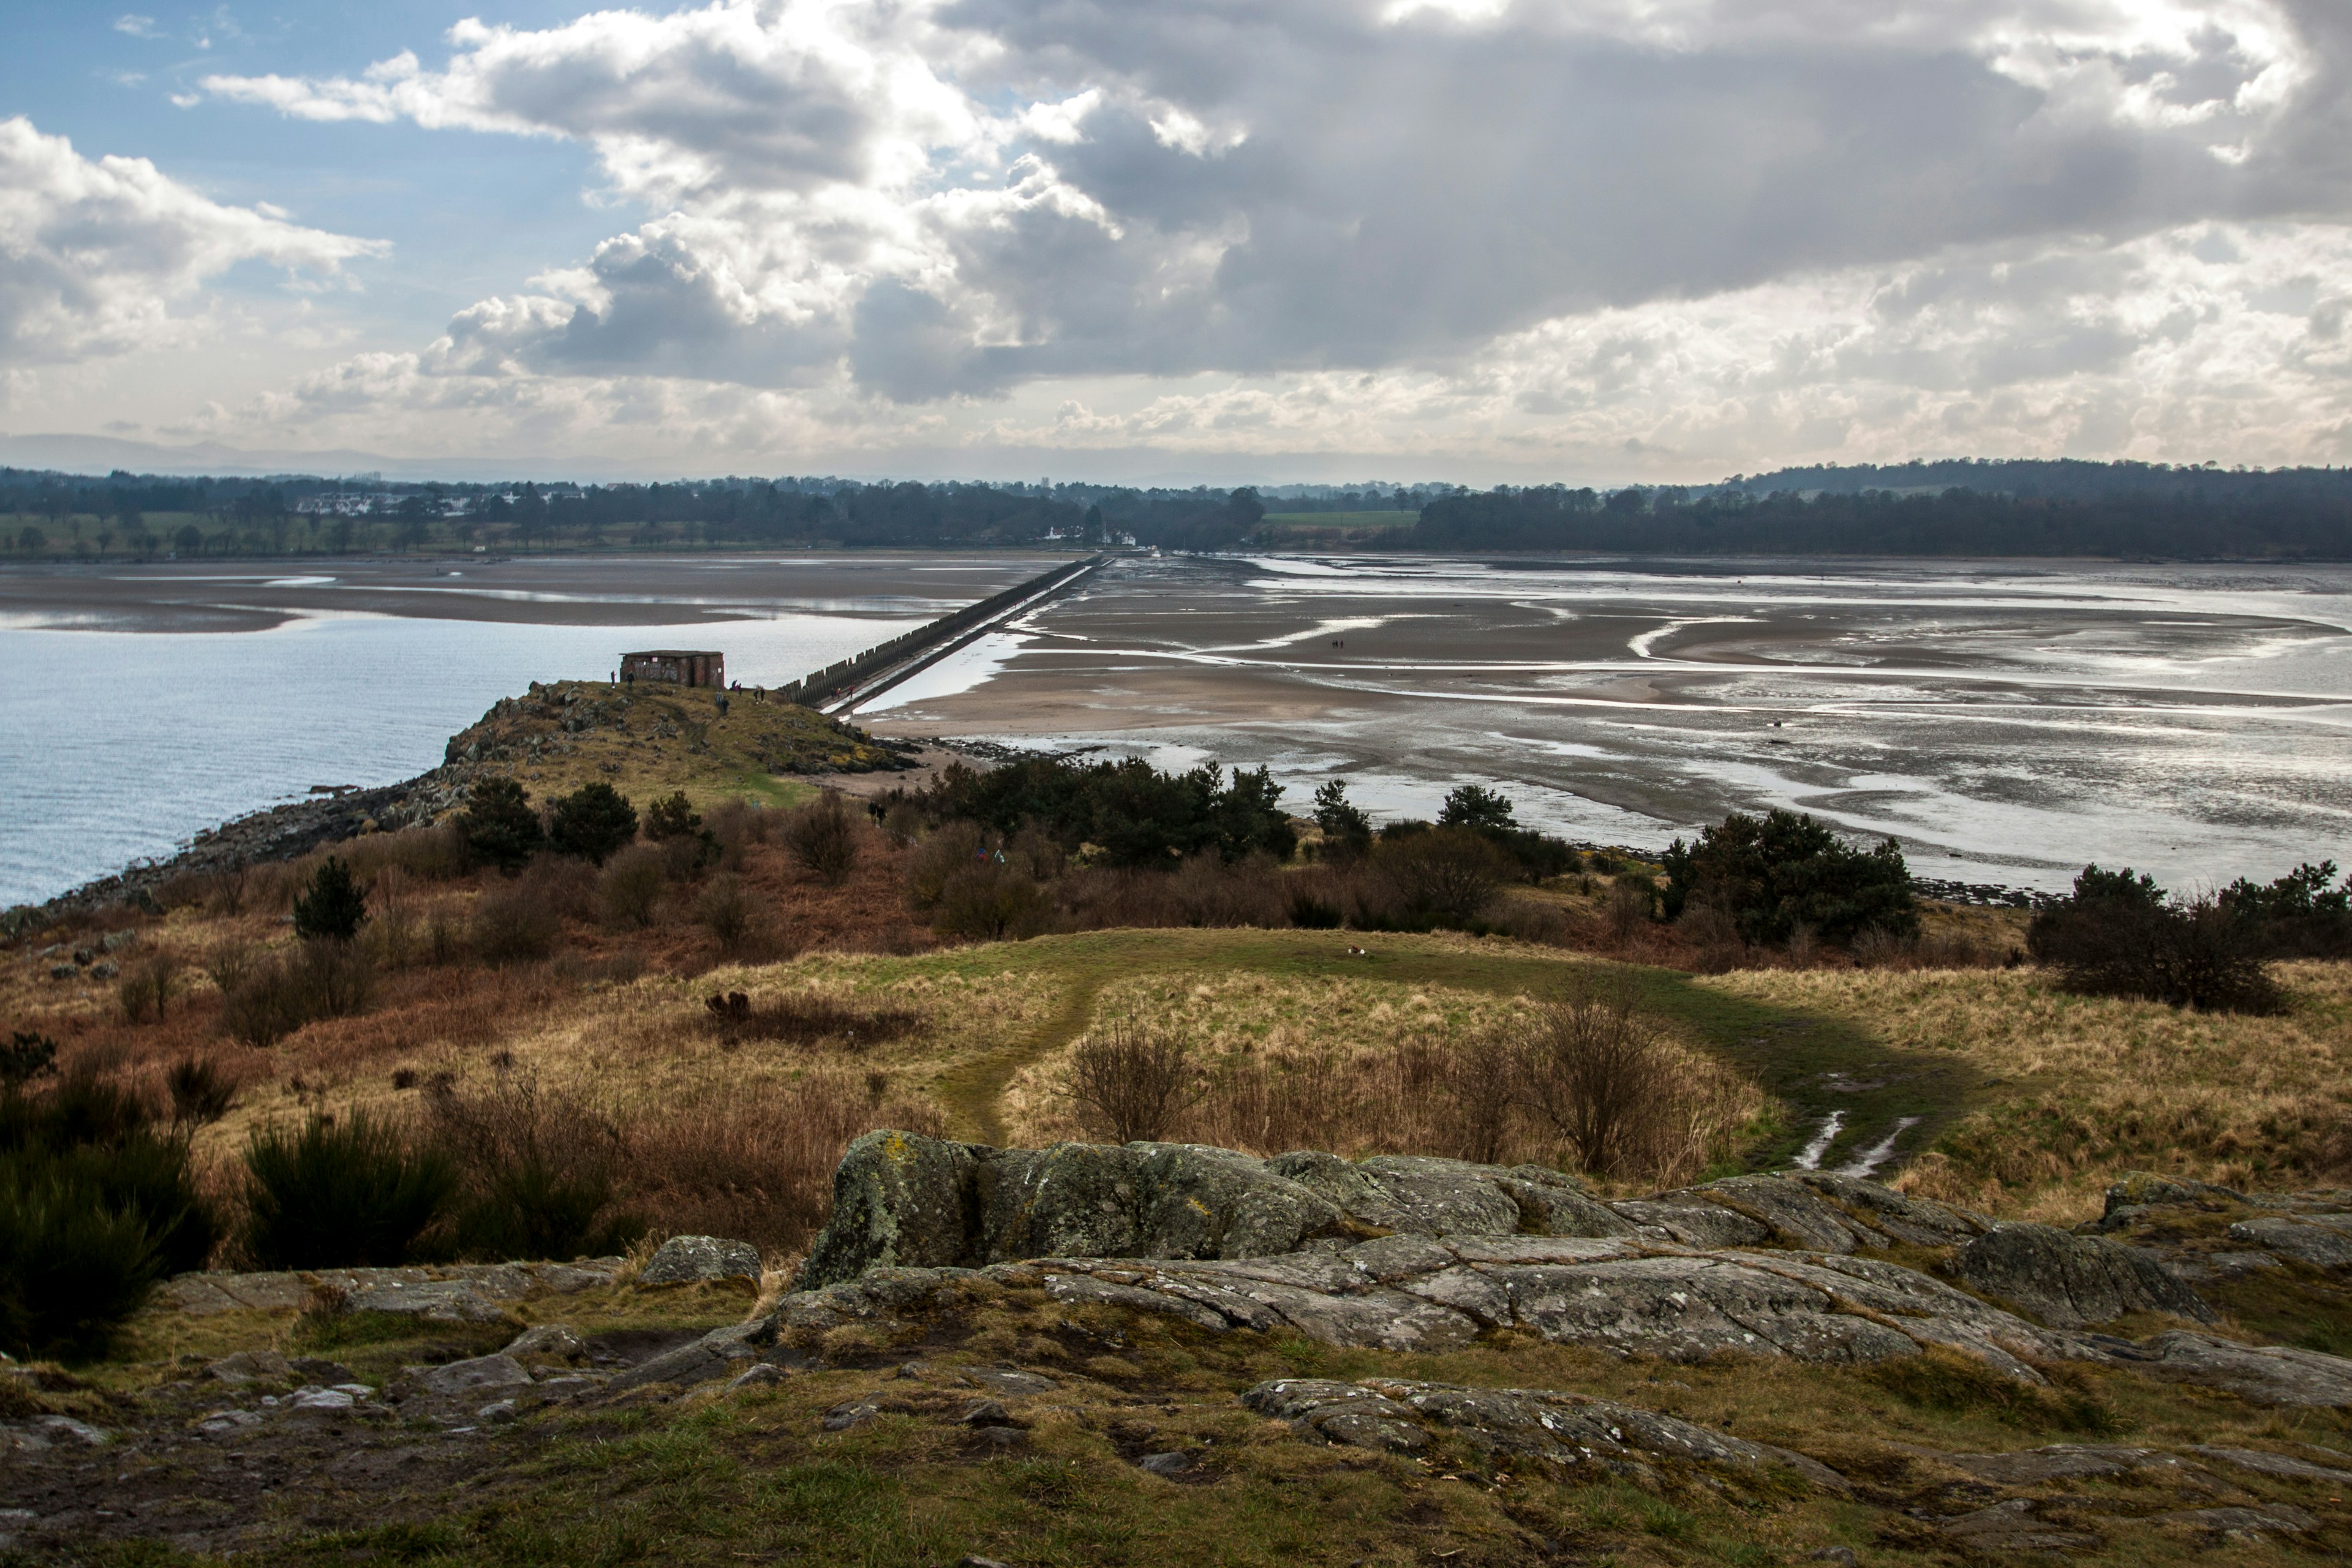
[0,554,1048,905]
[8,552,2351,906]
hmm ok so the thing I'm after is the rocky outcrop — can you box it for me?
[768,1133,2352,1409]
[1954,1223,2216,1327]
[1243,1376,1847,1488]
[799,1133,1392,1288]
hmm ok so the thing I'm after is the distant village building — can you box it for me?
[620,650,725,687]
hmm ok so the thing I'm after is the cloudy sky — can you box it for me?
[2,1,2348,482]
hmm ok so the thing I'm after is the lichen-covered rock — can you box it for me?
[1243,1377,1846,1488]
[1954,1223,2214,1327]
[639,1235,763,1286]
[797,1131,989,1288]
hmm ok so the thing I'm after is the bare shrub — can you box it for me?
[424,903,469,966]
[220,941,377,1049]
[116,951,179,1023]
[1849,925,1917,968]
[425,1068,642,1261]
[1678,902,1747,974]
[624,1072,947,1251]
[470,885,562,966]
[1066,1020,1204,1144]
[783,790,859,884]
[1606,875,1656,942]
[942,868,1055,941]
[203,940,255,998]
[597,843,668,929]
[702,990,924,1047]
[1377,827,1510,925]
[694,873,761,951]
[1434,1030,1518,1165]
[1514,976,1677,1178]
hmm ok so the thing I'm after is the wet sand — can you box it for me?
[0,552,1066,635]
[860,554,2352,892]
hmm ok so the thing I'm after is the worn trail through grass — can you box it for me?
[913,929,1974,1170]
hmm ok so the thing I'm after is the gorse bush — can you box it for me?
[0,1071,217,1362]
[883,755,1296,868]
[2,1031,58,1087]
[241,1110,456,1269]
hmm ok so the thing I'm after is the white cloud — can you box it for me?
[114,0,2352,470]
[112,14,157,39]
[0,116,382,364]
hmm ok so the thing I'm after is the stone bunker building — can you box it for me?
[620,649,725,688]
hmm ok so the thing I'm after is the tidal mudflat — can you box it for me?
[857,553,2352,892]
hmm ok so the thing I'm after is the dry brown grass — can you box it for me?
[1005,968,1765,1188]
[1703,961,2352,1221]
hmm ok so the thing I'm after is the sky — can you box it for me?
[1,1,2350,484]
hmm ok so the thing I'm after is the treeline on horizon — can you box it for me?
[1414,460,2352,559]
[2,456,2349,559]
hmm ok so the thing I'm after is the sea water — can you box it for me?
[1,610,918,905]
